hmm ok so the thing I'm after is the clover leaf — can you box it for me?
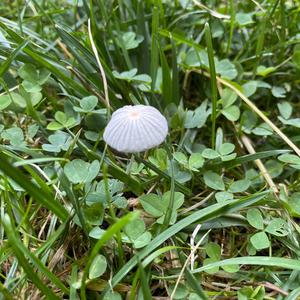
[64,159,100,184]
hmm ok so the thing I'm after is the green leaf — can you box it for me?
[162,191,184,211]
[277,101,292,119]
[84,203,104,226]
[124,218,146,240]
[252,123,273,136]
[119,31,143,50]
[189,153,205,170]
[257,65,276,77]
[133,232,152,249]
[278,117,300,128]
[219,143,235,156]
[55,111,67,124]
[80,96,98,111]
[203,171,225,190]
[64,159,100,184]
[250,232,270,250]
[184,100,211,129]
[89,227,106,240]
[103,291,122,300]
[173,152,188,165]
[202,148,220,159]
[216,59,237,80]
[11,92,42,108]
[139,194,164,217]
[203,257,219,274]
[271,86,286,98]
[228,179,250,193]
[206,242,221,260]
[1,127,25,146]
[47,121,64,131]
[235,12,253,26]
[278,154,300,165]
[0,95,12,110]
[247,208,264,230]
[242,81,257,97]
[222,105,240,121]
[215,191,234,202]
[167,283,189,299]
[18,64,39,82]
[265,159,283,178]
[288,193,300,216]
[265,218,289,237]
[222,264,239,273]
[89,255,107,279]
[22,80,41,93]
[42,131,72,153]
[221,88,238,108]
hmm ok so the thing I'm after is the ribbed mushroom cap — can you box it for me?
[103,105,168,153]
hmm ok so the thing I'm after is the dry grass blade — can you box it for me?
[87,19,110,110]
[240,135,279,195]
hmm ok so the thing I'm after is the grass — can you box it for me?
[1,0,300,299]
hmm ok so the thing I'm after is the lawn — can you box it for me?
[1,0,300,299]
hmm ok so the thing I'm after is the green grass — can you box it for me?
[1,0,300,299]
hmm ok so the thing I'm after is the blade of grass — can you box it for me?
[226,0,235,55]
[162,145,175,228]
[3,215,69,294]
[220,149,290,169]
[138,260,152,300]
[193,256,300,274]
[0,22,87,95]
[70,265,79,300]
[0,39,29,77]
[0,152,68,221]
[171,35,180,105]
[204,23,218,149]
[80,211,139,300]
[2,215,63,299]
[150,5,159,93]
[160,45,172,107]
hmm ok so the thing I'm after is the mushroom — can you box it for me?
[103,105,168,153]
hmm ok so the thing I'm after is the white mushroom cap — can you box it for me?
[103,105,168,153]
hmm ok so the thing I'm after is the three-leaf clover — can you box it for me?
[1,127,26,147]
[122,218,152,249]
[140,191,184,225]
[18,64,51,93]
[73,96,106,114]
[47,111,77,130]
[277,101,300,128]
[64,159,100,184]
[247,208,289,251]
[219,88,240,122]
[202,143,236,161]
[42,131,73,153]
[173,152,205,171]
